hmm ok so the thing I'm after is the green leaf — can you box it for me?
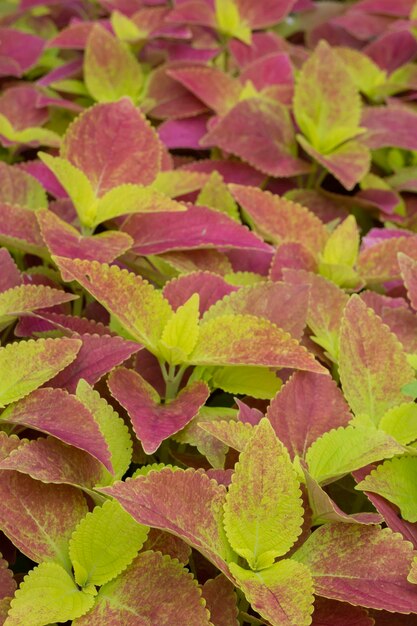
[306,425,406,484]
[0,337,81,408]
[210,365,281,399]
[214,0,251,43]
[294,40,363,154]
[38,153,97,228]
[356,456,417,522]
[0,114,60,148]
[69,500,149,588]
[110,10,143,42]
[5,562,94,626]
[229,560,314,626]
[158,294,200,365]
[335,47,387,99]
[320,215,359,268]
[94,183,184,228]
[224,418,303,570]
[197,171,240,222]
[379,402,417,445]
[84,25,143,103]
[75,380,132,482]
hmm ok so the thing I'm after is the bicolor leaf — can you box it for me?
[0,337,81,407]
[0,284,76,331]
[292,524,417,612]
[202,575,239,626]
[338,295,414,423]
[224,418,303,570]
[199,419,254,453]
[72,551,211,626]
[229,559,314,626]
[101,468,236,576]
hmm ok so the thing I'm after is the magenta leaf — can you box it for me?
[47,333,141,393]
[108,367,209,454]
[0,202,45,256]
[61,99,162,195]
[362,104,417,151]
[163,272,237,314]
[202,575,239,626]
[201,99,310,177]
[237,0,297,28]
[292,523,417,612]
[38,210,133,267]
[122,204,272,255]
[0,249,22,293]
[0,28,44,77]
[101,468,236,576]
[0,472,87,567]
[1,388,113,471]
[267,372,352,460]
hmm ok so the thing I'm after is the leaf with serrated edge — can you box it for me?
[356,457,417,523]
[338,295,414,423]
[0,162,47,210]
[294,40,363,154]
[211,365,281,399]
[0,472,87,568]
[197,171,240,221]
[199,420,254,453]
[202,575,239,626]
[61,99,161,195]
[54,258,172,352]
[0,554,15,600]
[108,368,209,454]
[320,215,359,268]
[306,425,405,485]
[267,371,352,460]
[72,551,211,626]
[379,402,417,445]
[224,418,303,570]
[76,380,132,482]
[230,560,314,626]
[158,293,200,365]
[399,253,417,311]
[292,523,417,612]
[1,388,112,472]
[0,284,76,330]
[84,26,143,104]
[0,337,81,407]
[5,562,94,626]
[100,468,236,577]
[191,314,327,374]
[69,500,149,588]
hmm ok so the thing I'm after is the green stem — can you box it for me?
[306,161,318,189]
[239,612,266,625]
[162,363,187,401]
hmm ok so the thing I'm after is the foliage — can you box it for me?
[1,1,417,625]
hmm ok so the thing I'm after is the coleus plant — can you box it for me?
[2,0,417,624]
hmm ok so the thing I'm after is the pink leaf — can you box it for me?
[146,65,208,120]
[0,202,45,256]
[0,472,87,565]
[358,235,417,283]
[202,575,239,626]
[267,372,351,460]
[159,115,209,149]
[169,66,241,116]
[141,528,191,564]
[0,85,48,132]
[180,159,264,187]
[0,29,44,77]
[293,523,417,612]
[364,28,417,72]
[0,554,15,600]
[101,468,236,576]
[0,436,107,490]
[237,0,297,28]
[163,272,237,313]
[201,100,310,177]
[362,105,417,151]
[108,367,209,454]
[61,99,162,195]
[1,388,112,471]
[122,204,272,254]
[47,333,141,393]
[399,253,417,311]
[269,242,317,280]
[229,185,327,256]
[312,597,374,626]
[38,210,133,267]
[0,249,22,293]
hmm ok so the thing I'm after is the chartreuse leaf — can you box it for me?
[319,215,361,288]
[356,457,417,523]
[215,0,251,44]
[199,419,254,453]
[338,295,415,423]
[72,551,211,626]
[69,499,149,588]
[379,402,417,445]
[294,40,363,154]
[224,418,303,570]
[335,47,387,100]
[110,10,142,42]
[54,258,173,352]
[210,365,281,399]
[0,337,81,408]
[5,562,94,626]
[84,25,143,104]
[0,114,60,148]
[306,425,405,485]
[75,380,132,482]
[229,560,314,626]
[197,171,240,222]
[158,294,200,365]
[38,153,97,228]
[0,284,76,331]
